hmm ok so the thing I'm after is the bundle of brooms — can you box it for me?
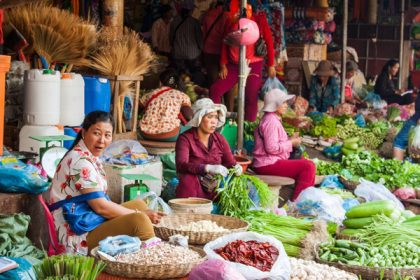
[90,28,156,133]
[6,1,96,69]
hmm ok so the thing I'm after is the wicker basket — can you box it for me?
[154,213,249,245]
[92,246,206,279]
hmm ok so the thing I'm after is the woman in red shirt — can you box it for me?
[209,7,276,121]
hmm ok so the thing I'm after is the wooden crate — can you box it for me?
[287,43,327,61]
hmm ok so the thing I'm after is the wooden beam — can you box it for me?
[0,0,44,9]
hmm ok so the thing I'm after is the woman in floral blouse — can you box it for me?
[48,111,164,255]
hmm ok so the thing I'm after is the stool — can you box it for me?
[252,175,295,207]
[138,139,176,155]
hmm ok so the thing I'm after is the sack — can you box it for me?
[49,192,109,236]
[255,37,267,57]
[199,174,219,193]
[204,232,291,280]
[354,179,405,210]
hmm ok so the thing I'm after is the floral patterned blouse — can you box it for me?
[48,140,107,255]
[139,86,191,135]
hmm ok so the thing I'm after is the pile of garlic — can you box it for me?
[116,243,201,266]
[177,220,228,232]
[290,257,358,280]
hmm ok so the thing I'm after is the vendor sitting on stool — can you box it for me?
[48,111,164,255]
[252,89,316,201]
[139,69,193,142]
[175,98,242,199]
[309,60,340,114]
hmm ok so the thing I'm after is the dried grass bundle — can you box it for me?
[6,2,96,66]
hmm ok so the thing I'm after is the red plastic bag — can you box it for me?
[188,259,246,280]
[393,188,416,200]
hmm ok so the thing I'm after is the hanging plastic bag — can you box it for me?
[204,232,291,280]
[294,187,346,225]
[261,77,287,99]
[189,259,246,280]
[409,125,420,153]
[140,191,172,214]
[354,179,404,210]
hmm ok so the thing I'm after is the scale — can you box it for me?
[119,173,159,202]
[29,135,75,178]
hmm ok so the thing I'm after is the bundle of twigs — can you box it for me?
[90,28,156,133]
[6,1,96,67]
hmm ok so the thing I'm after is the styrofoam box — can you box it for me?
[103,159,163,203]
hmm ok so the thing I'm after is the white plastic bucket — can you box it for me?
[23,69,60,125]
[19,125,64,155]
[60,73,85,126]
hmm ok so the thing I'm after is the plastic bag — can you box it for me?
[354,179,404,210]
[292,96,309,117]
[261,77,288,98]
[320,175,344,189]
[0,157,49,194]
[0,257,36,280]
[294,187,346,225]
[140,191,172,214]
[101,140,151,165]
[393,187,416,200]
[189,259,246,280]
[204,232,291,280]
[99,235,141,256]
[410,125,420,152]
[364,92,387,109]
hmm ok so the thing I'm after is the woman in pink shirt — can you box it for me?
[252,89,316,201]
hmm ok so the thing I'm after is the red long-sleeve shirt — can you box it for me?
[220,14,275,67]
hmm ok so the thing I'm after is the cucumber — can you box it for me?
[345,200,395,218]
[343,142,359,150]
[340,228,361,236]
[343,217,374,229]
[344,137,360,144]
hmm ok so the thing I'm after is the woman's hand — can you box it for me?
[291,136,302,147]
[205,164,229,177]
[144,209,165,224]
[267,66,276,78]
[219,65,228,79]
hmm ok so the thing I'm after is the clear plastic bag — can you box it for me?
[189,259,246,280]
[101,140,151,165]
[261,77,288,98]
[294,187,346,225]
[140,191,172,214]
[204,232,291,280]
[354,179,405,210]
[410,125,420,152]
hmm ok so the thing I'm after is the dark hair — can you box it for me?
[70,111,114,150]
[381,59,399,75]
[159,4,172,16]
[160,69,186,92]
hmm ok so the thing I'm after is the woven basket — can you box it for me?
[92,246,206,279]
[314,247,420,279]
[154,213,249,245]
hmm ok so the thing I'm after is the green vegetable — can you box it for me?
[344,137,360,144]
[403,215,420,223]
[345,200,395,219]
[387,106,401,121]
[342,147,356,156]
[343,217,374,229]
[340,228,361,236]
[402,210,415,219]
[343,142,359,150]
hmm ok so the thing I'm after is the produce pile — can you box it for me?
[116,243,201,265]
[241,211,329,258]
[309,114,337,138]
[216,172,275,217]
[177,221,228,232]
[214,240,279,272]
[289,257,357,280]
[319,239,419,268]
[315,151,420,189]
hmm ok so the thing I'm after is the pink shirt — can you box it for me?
[252,112,293,168]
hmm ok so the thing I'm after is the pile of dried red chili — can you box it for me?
[214,240,279,272]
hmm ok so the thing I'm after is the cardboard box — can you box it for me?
[288,43,327,61]
[104,159,163,203]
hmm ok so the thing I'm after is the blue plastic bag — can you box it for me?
[0,157,49,194]
[320,175,344,189]
[354,114,366,127]
[99,235,141,256]
[0,257,36,280]
[261,77,287,98]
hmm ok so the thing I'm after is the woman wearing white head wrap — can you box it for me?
[175,98,242,199]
